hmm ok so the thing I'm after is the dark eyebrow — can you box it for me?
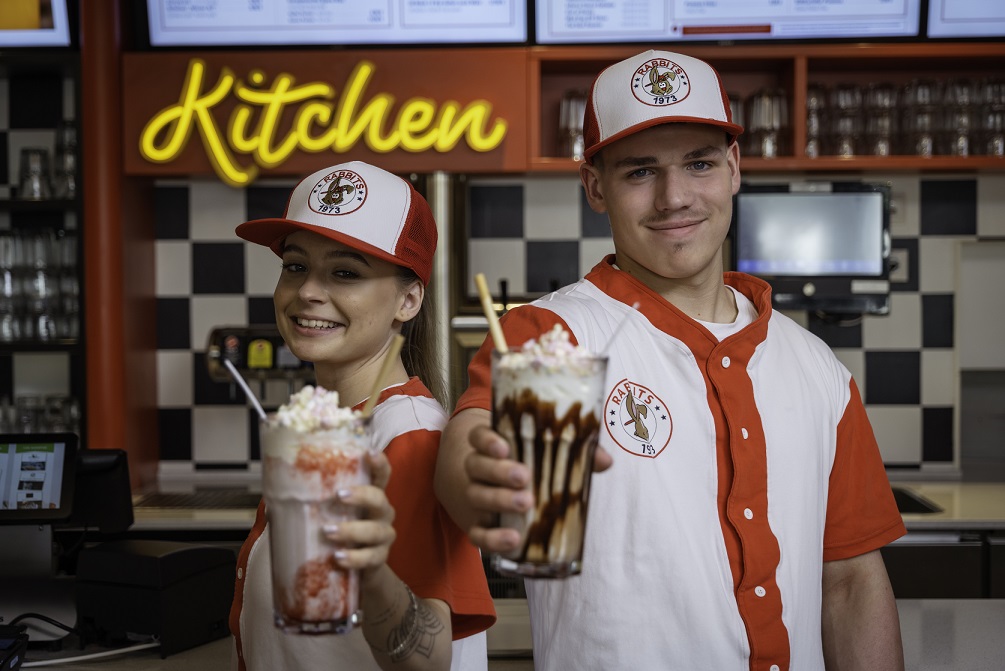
[325,249,369,265]
[682,145,725,161]
[612,155,657,170]
[280,242,370,266]
[611,145,724,170]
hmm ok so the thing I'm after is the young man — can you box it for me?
[435,50,906,670]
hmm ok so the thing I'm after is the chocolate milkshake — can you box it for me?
[261,385,371,634]
[491,325,607,578]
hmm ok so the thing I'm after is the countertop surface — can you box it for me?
[891,481,1005,530]
[19,600,1005,670]
[128,480,1005,532]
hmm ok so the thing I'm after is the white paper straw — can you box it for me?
[222,357,268,421]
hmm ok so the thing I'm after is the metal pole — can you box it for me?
[426,171,452,402]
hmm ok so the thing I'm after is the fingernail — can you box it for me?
[334,550,348,562]
[323,523,340,536]
[504,530,522,550]
[337,489,353,500]
[509,468,526,486]
[513,491,532,510]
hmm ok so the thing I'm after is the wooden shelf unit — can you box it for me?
[528,43,1005,173]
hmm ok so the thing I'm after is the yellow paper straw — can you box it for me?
[475,273,508,353]
[361,334,405,418]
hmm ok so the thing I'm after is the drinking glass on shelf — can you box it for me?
[827,83,862,157]
[863,83,898,157]
[728,93,745,131]
[58,272,80,339]
[16,396,44,433]
[900,79,942,157]
[805,83,827,158]
[18,148,53,200]
[981,104,1005,157]
[558,89,587,161]
[942,107,977,156]
[902,78,942,108]
[45,395,73,433]
[53,122,78,200]
[902,108,938,157]
[0,399,17,433]
[940,78,978,156]
[28,312,59,343]
[977,76,1005,157]
[745,88,788,158]
[0,232,24,342]
[23,233,60,342]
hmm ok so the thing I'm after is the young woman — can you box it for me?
[229,161,495,671]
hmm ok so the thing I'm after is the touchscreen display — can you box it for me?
[0,434,77,523]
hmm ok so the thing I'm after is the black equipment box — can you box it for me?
[75,540,236,657]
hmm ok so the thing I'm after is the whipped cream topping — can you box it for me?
[270,385,361,432]
[497,324,598,373]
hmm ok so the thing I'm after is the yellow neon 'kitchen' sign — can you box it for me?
[140,58,509,187]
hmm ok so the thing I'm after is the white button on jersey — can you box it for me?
[741,427,749,439]
[722,356,731,368]
[770,666,780,671]
[238,567,244,579]
[744,508,753,520]
[755,586,766,597]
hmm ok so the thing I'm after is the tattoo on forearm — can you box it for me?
[368,603,397,628]
[386,599,445,663]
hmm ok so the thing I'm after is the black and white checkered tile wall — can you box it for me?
[147,171,1005,476]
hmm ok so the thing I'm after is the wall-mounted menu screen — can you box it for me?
[927,0,1005,38]
[535,0,922,44]
[146,0,527,47]
[0,0,71,47]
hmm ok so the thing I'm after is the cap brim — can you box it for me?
[585,118,745,163]
[236,218,409,277]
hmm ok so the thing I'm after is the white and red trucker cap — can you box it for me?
[236,161,437,285]
[583,50,744,163]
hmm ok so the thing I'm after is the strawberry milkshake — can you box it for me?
[261,385,371,634]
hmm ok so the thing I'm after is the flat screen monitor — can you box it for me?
[144,0,528,47]
[535,0,922,44]
[0,433,78,524]
[0,0,72,47]
[732,183,891,315]
[927,0,1005,39]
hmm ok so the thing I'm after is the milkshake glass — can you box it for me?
[491,325,607,578]
[261,386,371,634]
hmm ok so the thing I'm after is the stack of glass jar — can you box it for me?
[805,76,1005,157]
[0,229,79,343]
[0,395,81,434]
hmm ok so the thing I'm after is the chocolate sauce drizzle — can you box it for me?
[494,387,601,563]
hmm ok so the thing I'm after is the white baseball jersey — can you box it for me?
[457,258,904,671]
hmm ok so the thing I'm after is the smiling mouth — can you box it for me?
[295,317,338,330]
[647,219,701,231]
